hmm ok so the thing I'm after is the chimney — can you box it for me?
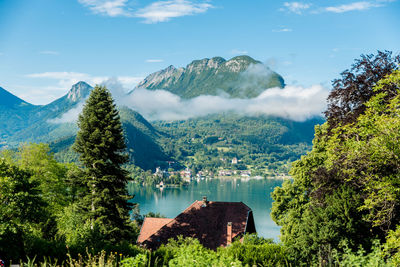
[227,222,232,245]
[201,196,208,207]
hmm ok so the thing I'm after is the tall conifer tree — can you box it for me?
[73,85,132,242]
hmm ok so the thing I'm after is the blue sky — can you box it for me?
[0,0,399,104]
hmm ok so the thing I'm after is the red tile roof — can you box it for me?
[137,218,173,243]
[138,200,256,250]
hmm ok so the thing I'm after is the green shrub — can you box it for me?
[384,226,400,266]
[121,252,150,267]
[333,240,390,267]
[221,234,290,266]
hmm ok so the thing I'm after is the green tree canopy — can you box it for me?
[0,159,46,261]
[325,50,399,130]
[272,63,400,263]
[11,143,69,211]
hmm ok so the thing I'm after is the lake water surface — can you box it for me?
[128,178,284,240]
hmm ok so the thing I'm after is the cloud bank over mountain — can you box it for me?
[46,55,329,123]
[119,84,328,121]
[48,102,85,124]
[50,78,328,123]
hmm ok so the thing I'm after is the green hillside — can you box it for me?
[154,114,323,174]
[0,83,169,170]
[0,87,36,140]
[2,82,92,146]
[48,107,169,171]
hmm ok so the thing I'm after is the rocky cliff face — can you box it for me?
[66,81,92,102]
[135,55,284,98]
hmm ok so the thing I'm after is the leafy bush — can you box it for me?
[121,253,150,267]
[271,67,400,264]
[333,240,390,267]
[220,234,290,266]
[384,226,400,266]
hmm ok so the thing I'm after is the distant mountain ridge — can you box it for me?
[0,87,35,139]
[0,56,322,172]
[1,82,93,143]
[0,83,168,170]
[0,87,32,107]
[135,55,285,98]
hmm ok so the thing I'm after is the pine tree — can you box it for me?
[73,85,132,242]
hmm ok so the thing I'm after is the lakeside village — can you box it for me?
[141,156,290,188]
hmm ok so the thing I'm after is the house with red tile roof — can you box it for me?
[137,197,256,250]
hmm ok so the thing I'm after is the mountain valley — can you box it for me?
[0,55,323,174]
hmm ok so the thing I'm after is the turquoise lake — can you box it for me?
[128,178,284,240]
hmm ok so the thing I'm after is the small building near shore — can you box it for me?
[137,197,256,250]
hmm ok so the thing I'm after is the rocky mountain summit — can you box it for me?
[135,55,284,98]
[66,81,92,102]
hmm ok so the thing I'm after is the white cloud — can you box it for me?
[39,63,328,123]
[121,85,327,121]
[48,102,85,123]
[281,1,392,15]
[51,84,327,123]
[272,28,292,32]
[78,0,132,17]
[231,49,248,55]
[39,51,59,55]
[78,0,213,22]
[98,78,329,122]
[282,2,311,14]
[325,1,381,13]
[26,71,144,104]
[14,85,68,105]
[27,71,89,80]
[135,0,213,23]
[117,76,145,88]
[27,72,93,89]
[49,74,328,123]
[26,71,143,89]
[146,59,164,63]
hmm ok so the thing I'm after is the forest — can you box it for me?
[153,114,321,175]
[49,110,320,177]
[0,51,400,266]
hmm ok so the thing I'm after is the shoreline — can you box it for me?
[211,175,292,180]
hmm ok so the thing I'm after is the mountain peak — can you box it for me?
[222,55,261,73]
[135,55,284,98]
[229,55,260,63]
[186,57,226,72]
[67,81,92,102]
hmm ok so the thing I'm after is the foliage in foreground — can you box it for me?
[0,86,140,263]
[272,53,400,265]
[17,235,399,267]
[120,235,290,267]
